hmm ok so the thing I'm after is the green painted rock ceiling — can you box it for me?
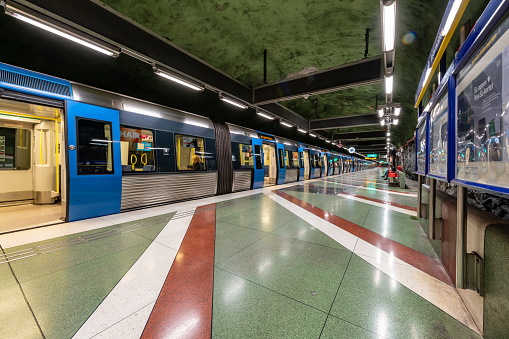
[71,1,493,145]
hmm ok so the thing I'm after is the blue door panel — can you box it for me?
[252,138,264,189]
[298,147,304,181]
[277,143,285,185]
[67,101,122,221]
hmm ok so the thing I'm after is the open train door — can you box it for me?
[66,101,121,221]
[252,138,264,189]
[298,147,305,181]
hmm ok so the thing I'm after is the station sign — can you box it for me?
[366,153,377,158]
[257,133,275,141]
[348,147,355,153]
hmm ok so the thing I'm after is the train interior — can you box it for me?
[262,143,277,186]
[0,98,65,233]
[303,149,310,179]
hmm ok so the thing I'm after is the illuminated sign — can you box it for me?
[366,154,377,158]
[348,147,355,153]
[258,133,275,141]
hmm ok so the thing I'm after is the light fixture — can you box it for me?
[385,75,393,94]
[380,119,385,126]
[154,66,204,91]
[257,110,275,120]
[309,133,317,137]
[387,132,391,136]
[280,121,293,127]
[383,1,396,51]
[219,94,248,109]
[4,2,120,57]
[297,128,307,133]
[326,140,331,143]
[387,138,390,141]
[378,108,384,117]
[394,107,401,116]
[393,118,399,125]
[441,0,462,36]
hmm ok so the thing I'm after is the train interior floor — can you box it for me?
[0,169,482,338]
[0,202,63,233]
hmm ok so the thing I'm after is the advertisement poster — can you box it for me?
[429,94,448,177]
[456,16,509,189]
[416,119,427,174]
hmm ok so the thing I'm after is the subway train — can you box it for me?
[0,62,374,228]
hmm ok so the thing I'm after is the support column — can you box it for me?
[429,178,436,239]
[456,185,468,288]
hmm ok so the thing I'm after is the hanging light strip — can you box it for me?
[257,111,275,120]
[280,121,293,128]
[220,94,248,109]
[154,66,204,91]
[4,2,120,57]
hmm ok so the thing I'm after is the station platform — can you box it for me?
[0,169,481,338]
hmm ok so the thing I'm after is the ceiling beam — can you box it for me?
[253,56,383,105]
[333,130,386,141]
[309,113,379,130]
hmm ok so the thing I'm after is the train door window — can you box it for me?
[120,126,155,172]
[278,148,285,169]
[299,152,304,168]
[254,144,263,169]
[77,119,113,175]
[175,135,206,171]
[285,151,290,168]
[239,143,254,168]
[0,127,31,170]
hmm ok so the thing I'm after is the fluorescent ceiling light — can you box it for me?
[220,95,248,109]
[380,119,385,126]
[385,75,393,94]
[297,128,307,133]
[394,107,401,116]
[5,5,119,57]
[387,132,391,136]
[441,0,462,36]
[280,121,293,127]
[378,108,384,117]
[387,138,390,141]
[393,118,399,125]
[309,133,317,137]
[154,67,204,91]
[326,140,331,143]
[257,111,275,120]
[383,2,396,51]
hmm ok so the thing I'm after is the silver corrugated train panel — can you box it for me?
[121,172,217,210]
[232,171,252,192]
[285,169,299,183]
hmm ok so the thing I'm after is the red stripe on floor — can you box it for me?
[141,203,216,339]
[275,191,452,286]
[336,191,417,212]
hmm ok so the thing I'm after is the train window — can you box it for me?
[254,144,263,169]
[120,126,155,172]
[285,151,300,169]
[278,149,285,169]
[239,143,254,168]
[175,135,206,171]
[299,152,304,168]
[77,119,113,175]
[0,127,31,170]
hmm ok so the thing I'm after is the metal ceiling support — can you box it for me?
[253,56,383,105]
[333,130,386,141]
[309,113,379,130]
[259,103,310,131]
[344,139,387,146]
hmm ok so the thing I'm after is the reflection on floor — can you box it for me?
[0,169,482,338]
[0,203,63,233]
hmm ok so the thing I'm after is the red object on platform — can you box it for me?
[388,171,397,178]
[397,166,402,171]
